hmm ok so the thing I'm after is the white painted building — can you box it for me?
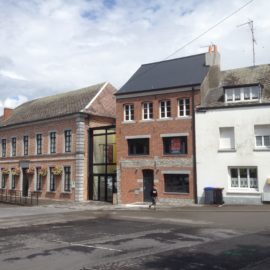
[196,65,270,204]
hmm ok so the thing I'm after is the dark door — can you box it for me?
[143,170,154,202]
[22,168,29,197]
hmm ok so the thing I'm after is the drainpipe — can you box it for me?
[192,87,198,204]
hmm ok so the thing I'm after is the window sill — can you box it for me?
[139,119,155,123]
[157,118,173,121]
[122,121,136,124]
[33,190,42,193]
[253,148,270,152]
[162,154,188,157]
[46,191,56,193]
[175,116,192,120]
[227,189,260,195]
[218,149,236,153]
[61,191,72,194]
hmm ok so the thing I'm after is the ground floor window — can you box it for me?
[230,167,258,189]
[11,174,16,189]
[49,168,56,191]
[36,167,42,191]
[164,174,189,193]
[64,166,71,192]
[1,175,7,189]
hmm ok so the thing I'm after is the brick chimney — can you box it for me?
[205,44,220,66]
[3,107,13,121]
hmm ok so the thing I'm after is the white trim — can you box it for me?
[160,133,189,137]
[125,135,151,139]
[82,82,108,111]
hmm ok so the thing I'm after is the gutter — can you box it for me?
[115,83,201,97]
[192,87,198,204]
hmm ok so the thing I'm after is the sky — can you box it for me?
[0,0,269,114]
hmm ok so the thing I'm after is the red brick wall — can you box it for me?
[116,89,201,204]
[0,116,77,201]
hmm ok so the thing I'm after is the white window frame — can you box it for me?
[142,102,153,120]
[11,137,16,157]
[49,131,57,154]
[254,125,270,149]
[219,127,235,150]
[178,98,190,117]
[225,86,260,103]
[159,100,171,119]
[229,167,258,191]
[124,104,134,122]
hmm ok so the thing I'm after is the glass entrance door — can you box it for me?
[91,175,115,202]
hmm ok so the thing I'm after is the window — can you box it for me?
[64,130,72,152]
[219,127,235,149]
[2,139,6,158]
[49,168,56,191]
[128,138,149,155]
[11,138,16,156]
[225,85,260,103]
[142,102,153,120]
[178,98,190,117]
[163,136,187,155]
[11,174,16,190]
[124,104,134,121]
[1,174,6,189]
[23,136,29,156]
[36,134,42,155]
[254,125,270,149]
[64,166,71,192]
[50,132,56,153]
[230,167,258,189]
[164,174,189,193]
[36,167,42,191]
[160,100,171,118]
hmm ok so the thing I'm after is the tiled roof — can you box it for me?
[116,53,209,95]
[202,64,270,108]
[0,82,106,127]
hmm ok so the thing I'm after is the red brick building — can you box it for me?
[116,49,220,204]
[0,82,116,202]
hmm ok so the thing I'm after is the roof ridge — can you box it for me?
[222,64,270,73]
[141,53,205,67]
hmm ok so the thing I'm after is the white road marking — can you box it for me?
[52,240,123,252]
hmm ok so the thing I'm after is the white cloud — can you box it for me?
[0,70,27,81]
[0,95,28,115]
[0,0,269,112]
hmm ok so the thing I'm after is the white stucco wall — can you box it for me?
[196,105,270,204]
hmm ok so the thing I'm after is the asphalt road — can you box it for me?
[1,206,270,270]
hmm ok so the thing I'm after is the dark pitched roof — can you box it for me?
[116,53,209,95]
[0,82,106,127]
[202,64,270,108]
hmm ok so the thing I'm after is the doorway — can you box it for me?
[22,168,29,197]
[89,126,116,203]
[143,170,154,202]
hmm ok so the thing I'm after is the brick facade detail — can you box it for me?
[116,89,201,204]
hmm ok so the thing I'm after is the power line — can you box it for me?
[123,0,255,86]
[164,0,255,60]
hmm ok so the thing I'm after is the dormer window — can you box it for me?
[225,85,260,103]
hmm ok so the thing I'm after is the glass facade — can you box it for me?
[89,126,116,202]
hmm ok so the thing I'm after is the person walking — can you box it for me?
[149,185,158,209]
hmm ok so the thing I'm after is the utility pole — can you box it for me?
[237,19,256,66]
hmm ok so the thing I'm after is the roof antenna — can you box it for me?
[237,19,256,66]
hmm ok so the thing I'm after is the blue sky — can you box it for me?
[0,0,269,113]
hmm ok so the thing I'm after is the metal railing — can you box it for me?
[0,189,39,206]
